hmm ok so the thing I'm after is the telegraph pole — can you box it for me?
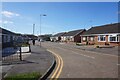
[33,24,35,35]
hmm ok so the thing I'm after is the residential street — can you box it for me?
[40,42,118,78]
[1,2,119,80]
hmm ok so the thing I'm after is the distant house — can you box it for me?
[38,34,52,41]
[80,23,120,46]
[24,34,38,40]
[50,32,66,42]
[61,29,86,42]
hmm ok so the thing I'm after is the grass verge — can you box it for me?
[4,72,41,80]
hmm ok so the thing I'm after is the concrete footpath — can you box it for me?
[2,45,55,79]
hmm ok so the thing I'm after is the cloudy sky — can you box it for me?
[1,2,118,35]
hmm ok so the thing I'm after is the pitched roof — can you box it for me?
[0,27,16,35]
[53,32,66,37]
[82,23,119,35]
[63,29,85,36]
[0,27,23,36]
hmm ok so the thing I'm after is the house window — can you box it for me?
[98,35,106,41]
[109,35,119,42]
[70,36,73,41]
[7,35,10,42]
[4,35,8,43]
[110,37,116,41]
[90,37,94,41]
[82,37,86,41]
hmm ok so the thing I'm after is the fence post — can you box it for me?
[19,47,22,61]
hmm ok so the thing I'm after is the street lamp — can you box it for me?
[40,14,47,47]
[33,24,35,35]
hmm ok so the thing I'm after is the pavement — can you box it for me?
[42,42,118,78]
[2,44,55,79]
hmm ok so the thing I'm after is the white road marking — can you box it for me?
[57,47,95,59]
[71,51,95,59]
[57,47,69,51]
[59,43,118,57]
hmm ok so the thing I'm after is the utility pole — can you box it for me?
[32,24,35,45]
[33,24,35,35]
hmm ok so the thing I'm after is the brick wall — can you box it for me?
[74,35,81,42]
[74,30,86,42]
[81,35,120,46]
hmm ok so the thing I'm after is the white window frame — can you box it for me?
[90,36,94,41]
[82,37,86,41]
[98,35,106,42]
[108,35,119,42]
[70,36,74,41]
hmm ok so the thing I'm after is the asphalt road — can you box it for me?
[41,42,118,78]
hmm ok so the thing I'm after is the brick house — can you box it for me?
[50,32,66,42]
[80,23,120,46]
[61,29,86,42]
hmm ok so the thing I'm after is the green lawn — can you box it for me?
[4,72,41,80]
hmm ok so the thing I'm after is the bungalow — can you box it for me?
[80,23,120,46]
[61,29,86,42]
[38,34,51,41]
[1,27,16,48]
[50,32,66,42]
[0,27,29,48]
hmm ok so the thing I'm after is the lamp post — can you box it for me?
[40,14,47,47]
[33,24,35,35]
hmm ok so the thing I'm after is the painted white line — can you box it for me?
[59,43,118,57]
[71,51,95,59]
[57,47,95,59]
[56,47,69,52]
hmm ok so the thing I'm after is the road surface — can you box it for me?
[41,42,118,78]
